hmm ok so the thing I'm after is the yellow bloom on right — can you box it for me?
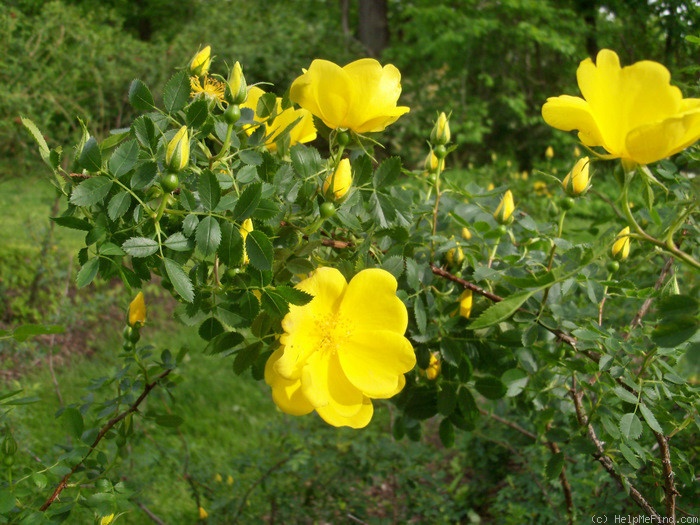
[542,49,700,166]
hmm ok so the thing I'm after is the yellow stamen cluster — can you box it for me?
[190,75,226,104]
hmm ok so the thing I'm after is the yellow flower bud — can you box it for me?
[226,475,234,485]
[323,158,353,201]
[494,189,515,224]
[240,219,254,265]
[425,352,441,380]
[487,182,495,191]
[214,473,223,483]
[128,291,146,327]
[165,126,190,172]
[446,238,464,266]
[198,506,209,520]
[459,289,472,319]
[423,151,439,174]
[461,227,472,241]
[533,181,550,197]
[227,61,247,105]
[611,226,631,261]
[521,171,529,180]
[573,145,581,157]
[190,46,211,76]
[99,514,115,525]
[430,112,451,145]
[562,157,590,197]
[545,146,554,159]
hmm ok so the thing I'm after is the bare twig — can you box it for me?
[40,368,173,511]
[479,408,537,441]
[654,431,677,521]
[137,502,168,525]
[569,377,661,519]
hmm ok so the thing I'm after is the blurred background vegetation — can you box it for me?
[1,1,698,522]
[2,0,698,170]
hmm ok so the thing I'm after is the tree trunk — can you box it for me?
[358,0,389,57]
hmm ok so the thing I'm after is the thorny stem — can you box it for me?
[429,156,445,260]
[40,368,173,511]
[569,376,661,519]
[538,209,567,317]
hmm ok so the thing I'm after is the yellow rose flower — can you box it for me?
[264,267,416,428]
[612,226,631,261]
[323,158,353,201]
[290,58,410,134]
[128,291,146,327]
[542,49,700,166]
[562,157,591,197]
[241,86,316,152]
[99,514,115,525]
[494,189,515,224]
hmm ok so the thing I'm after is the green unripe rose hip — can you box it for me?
[320,202,336,218]
[160,173,179,192]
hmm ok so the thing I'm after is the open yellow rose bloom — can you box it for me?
[241,86,316,151]
[542,49,700,166]
[290,58,410,134]
[265,267,416,428]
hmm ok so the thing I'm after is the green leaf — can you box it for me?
[545,452,565,480]
[21,116,50,163]
[11,324,64,342]
[474,376,507,400]
[99,242,125,256]
[233,343,262,375]
[619,442,642,469]
[133,115,156,149]
[128,79,155,111]
[70,176,113,206]
[199,170,221,211]
[208,332,245,355]
[381,255,404,279]
[60,407,84,441]
[373,156,402,188]
[108,139,139,177]
[218,222,244,266]
[246,230,273,271]
[469,291,534,330]
[163,232,193,252]
[131,161,158,190]
[79,137,102,172]
[261,290,289,317]
[0,489,16,513]
[50,216,92,231]
[352,155,373,187]
[233,183,262,220]
[437,383,457,416]
[638,403,663,434]
[107,191,131,220]
[195,216,222,257]
[256,92,277,118]
[122,237,159,258]
[614,386,639,405]
[187,99,209,128]
[438,418,455,448]
[76,258,100,287]
[502,368,529,397]
[199,317,224,341]
[274,286,313,306]
[163,258,194,302]
[290,144,323,179]
[414,296,427,334]
[619,413,643,440]
[163,71,190,114]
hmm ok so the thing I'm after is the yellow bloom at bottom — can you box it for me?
[198,506,208,520]
[128,292,146,327]
[265,267,416,428]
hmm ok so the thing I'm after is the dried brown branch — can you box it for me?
[654,431,678,521]
[626,257,674,338]
[40,368,173,511]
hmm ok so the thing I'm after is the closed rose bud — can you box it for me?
[227,61,247,105]
[198,506,209,520]
[446,237,464,266]
[562,157,590,197]
[240,218,254,265]
[461,227,472,241]
[430,112,451,145]
[165,126,190,172]
[190,46,211,76]
[545,146,554,159]
[99,514,115,525]
[494,190,515,224]
[323,158,352,201]
[425,352,441,380]
[128,291,146,328]
[611,226,631,261]
[423,151,439,174]
[459,289,472,319]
